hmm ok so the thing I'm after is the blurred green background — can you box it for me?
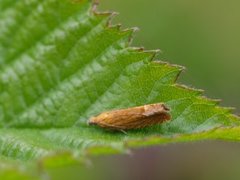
[99,0,240,113]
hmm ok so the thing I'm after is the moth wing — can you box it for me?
[142,108,159,116]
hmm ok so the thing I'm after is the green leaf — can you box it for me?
[0,0,239,177]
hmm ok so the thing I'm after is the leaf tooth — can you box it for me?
[175,84,204,95]
[218,106,236,113]
[200,97,222,105]
[154,60,185,71]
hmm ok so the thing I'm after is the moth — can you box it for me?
[88,103,171,131]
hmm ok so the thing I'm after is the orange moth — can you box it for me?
[88,103,171,131]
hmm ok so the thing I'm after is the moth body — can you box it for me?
[88,103,171,130]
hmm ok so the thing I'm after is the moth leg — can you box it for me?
[120,129,127,135]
